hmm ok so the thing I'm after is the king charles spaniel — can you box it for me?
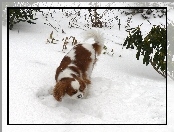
[53,29,104,101]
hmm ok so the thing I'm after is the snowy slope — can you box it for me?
[2,2,174,132]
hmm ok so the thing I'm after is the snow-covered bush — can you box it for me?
[123,9,166,19]
[2,2,36,26]
[9,8,40,30]
[123,25,166,78]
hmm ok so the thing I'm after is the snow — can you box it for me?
[2,2,174,132]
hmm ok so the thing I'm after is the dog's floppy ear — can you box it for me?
[83,78,91,84]
[53,80,67,102]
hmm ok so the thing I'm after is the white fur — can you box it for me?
[71,80,80,90]
[68,64,76,67]
[71,80,85,99]
[71,91,84,99]
[83,29,104,47]
[57,68,75,81]
[82,43,95,52]
[66,90,84,100]
[66,48,75,60]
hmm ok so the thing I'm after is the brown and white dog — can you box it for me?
[53,29,104,101]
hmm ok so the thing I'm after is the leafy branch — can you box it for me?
[123,25,166,78]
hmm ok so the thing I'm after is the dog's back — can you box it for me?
[55,29,104,82]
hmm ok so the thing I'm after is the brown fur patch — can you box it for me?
[92,43,102,55]
[73,44,92,81]
[69,65,91,84]
[68,66,81,77]
[53,77,77,101]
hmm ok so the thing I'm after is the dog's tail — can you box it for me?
[83,29,104,48]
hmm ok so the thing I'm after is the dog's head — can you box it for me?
[53,76,90,101]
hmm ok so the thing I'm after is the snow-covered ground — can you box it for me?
[2,2,174,132]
